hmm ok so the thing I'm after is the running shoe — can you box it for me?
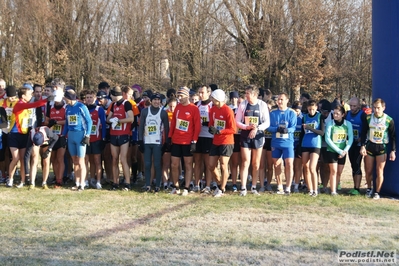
[169,188,180,195]
[214,189,223,197]
[276,188,285,195]
[84,180,89,189]
[312,192,318,197]
[251,187,260,196]
[284,190,291,196]
[182,189,189,196]
[373,193,380,200]
[201,187,211,194]
[0,177,6,184]
[259,187,266,193]
[15,183,24,189]
[349,189,360,196]
[266,184,273,192]
[293,188,300,193]
[365,189,372,198]
[28,184,35,190]
[123,183,131,191]
[109,184,119,191]
[232,184,238,192]
[192,186,200,193]
[90,178,97,188]
[154,187,160,194]
[42,184,49,190]
[239,189,247,197]
[331,192,338,196]
[96,182,102,190]
[54,183,62,189]
[6,179,13,188]
[337,183,342,191]
[145,186,151,193]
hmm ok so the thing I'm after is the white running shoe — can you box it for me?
[239,189,247,196]
[251,187,260,196]
[170,188,181,195]
[182,189,189,196]
[96,182,102,189]
[16,183,24,189]
[214,189,223,197]
[213,187,220,196]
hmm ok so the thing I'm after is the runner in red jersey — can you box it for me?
[208,89,236,197]
[168,87,201,195]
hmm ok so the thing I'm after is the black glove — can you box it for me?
[46,95,55,102]
[190,142,196,154]
[202,121,209,127]
[81,135,90,146]
[42,149,51,159]
[138,140,145,153]
[48,119,57,128]
[208,126,220,135]
[277,126,288,134]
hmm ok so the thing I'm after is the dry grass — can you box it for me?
[0,165,398,265]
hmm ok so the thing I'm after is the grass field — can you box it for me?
[0,164,398,265]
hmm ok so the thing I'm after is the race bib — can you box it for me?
[201,116,208,123]
[353,129,359,139]
[145,125,157,136]
[264,130,272,138]
[114,122,122,130]
[53,124,62,135]
[90,125,97,135]
[332,129,347,144]
[176,118,189,132]
[305,122,316,134]
[294,131,301,140]
[215,119,226,131]
[370,127,384,144]
[276,132,288,139]
[68,115,78,126]
[244,116,259,126]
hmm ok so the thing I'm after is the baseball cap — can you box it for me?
[96,91,108,99]
[32,132,44,146]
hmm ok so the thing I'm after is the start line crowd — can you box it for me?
[0,78,395,200]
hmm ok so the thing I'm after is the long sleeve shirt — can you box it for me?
[62,101,92,136]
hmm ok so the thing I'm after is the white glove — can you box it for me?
[109,117,119,124]
[110,117,119,129]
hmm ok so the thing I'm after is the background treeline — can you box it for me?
[0,0,371,101]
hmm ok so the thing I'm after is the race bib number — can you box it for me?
[68,115,78,126]
[294,131,301,140]
[305,122,316,134]
[276,132,288,139]
[145,125,157,136]
[176,118,189,132]
[114,122,122,130]
[201,116,208,123]
[244,116,259,126]
[353,129,359,139]
[53,124,62,135]
[90,125,97,135]
[215,119,226,131]
[370,127,384,144]
[332,130,347,144]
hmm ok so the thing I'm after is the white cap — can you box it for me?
[211,89,226,102]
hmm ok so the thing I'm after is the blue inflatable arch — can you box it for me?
[372,1,399,198]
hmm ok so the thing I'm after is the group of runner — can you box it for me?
[0,78,395,199]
